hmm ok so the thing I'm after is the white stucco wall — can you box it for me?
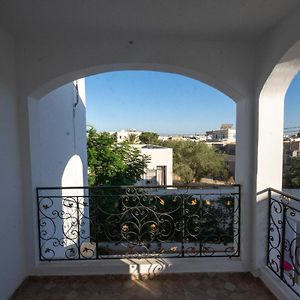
[12,32,259,283]
[134,145,173,186]
[29,79,87,187]
[16,45,255,281]
[253,40,300,276]
[26,80,88,262]
[0,28,26,300]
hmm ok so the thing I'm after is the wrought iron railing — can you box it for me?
[267,188,300,297]
[37,185,240,261]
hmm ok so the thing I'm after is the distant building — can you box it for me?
[283,140,300,164]
[158,135,173,141]
[133,144,173,186]
[167,135,185,141]
[194,134,207,141]
[206,124,236,143]
[112,129,142,143]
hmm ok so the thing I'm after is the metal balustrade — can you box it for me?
[267,188,300,297]
[37,185,240,261]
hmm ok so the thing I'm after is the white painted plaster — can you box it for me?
[27,80,88,261]
[32,257,246,277]
[0,28,26,300]
[254,41,300,277]
[256,6,300,93]
[29,80,87,187]
[134,145,173,186]
[62,155,84,187]
[20,65,251,282]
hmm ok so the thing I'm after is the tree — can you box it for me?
[285,156,300,188]
[159,140,230,184]
[139,131,159,144]
[174,163,194,183]
[127,133,139,144]
[87,128,149,186]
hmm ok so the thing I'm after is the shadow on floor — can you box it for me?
[11,272,276,300]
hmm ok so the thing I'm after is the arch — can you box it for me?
[253,39,300,274]
[255,5,300,93]
[257,39,300,192]
[24,58,253,272]
[29,62,244,103]
[260,40,300,102]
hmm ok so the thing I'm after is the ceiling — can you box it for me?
[0,0,299,40]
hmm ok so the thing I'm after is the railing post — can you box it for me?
[181,193,185,258]
[76,196,81,260]
[36,188,42,261]
[92,190,99,259]
[199,194,202,257]
[266,188,271,267]
[280,204,287,280]
[238,184,241,257]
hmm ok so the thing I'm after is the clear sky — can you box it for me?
[285,71,300,129]
[86,70,299,135]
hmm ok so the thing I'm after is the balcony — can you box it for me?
[27,185,300,299]
[36,185,240,260]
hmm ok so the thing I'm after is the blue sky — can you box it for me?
[86,70,299,135]
[284,71,300,129]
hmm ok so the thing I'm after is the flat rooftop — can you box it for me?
[132,144,170,149]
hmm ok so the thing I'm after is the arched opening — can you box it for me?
[24,63,251,275]
[28,68,240,189]
[86,70,237,186]
[257,40,300,296]
[257,41,300,191]
[283,72,300,196]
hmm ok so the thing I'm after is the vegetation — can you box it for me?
[87,127,230,185]
[158,140,230,183]
[285,156,300,188]
[139,131,159,144]
[87,128,233,253]
[93,189,235,251]
[87,128,149,186]
[127,133,139,144]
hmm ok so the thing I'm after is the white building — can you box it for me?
[133,144,173,186]
[194,134,207,142]
[113,129,141,143]
[158,135,172,142]
[206,124,236,143]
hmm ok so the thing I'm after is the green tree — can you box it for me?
[127,133,139,144]
[174,164,194,183]
[160,140,229,184]
[139,131,159,144]
[286,156,300,188]
[87,128,149,186]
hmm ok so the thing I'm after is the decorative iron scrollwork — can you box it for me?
[37,185,240,261]
[267,189,300,298]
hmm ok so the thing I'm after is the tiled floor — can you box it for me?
[11,273,276,300]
